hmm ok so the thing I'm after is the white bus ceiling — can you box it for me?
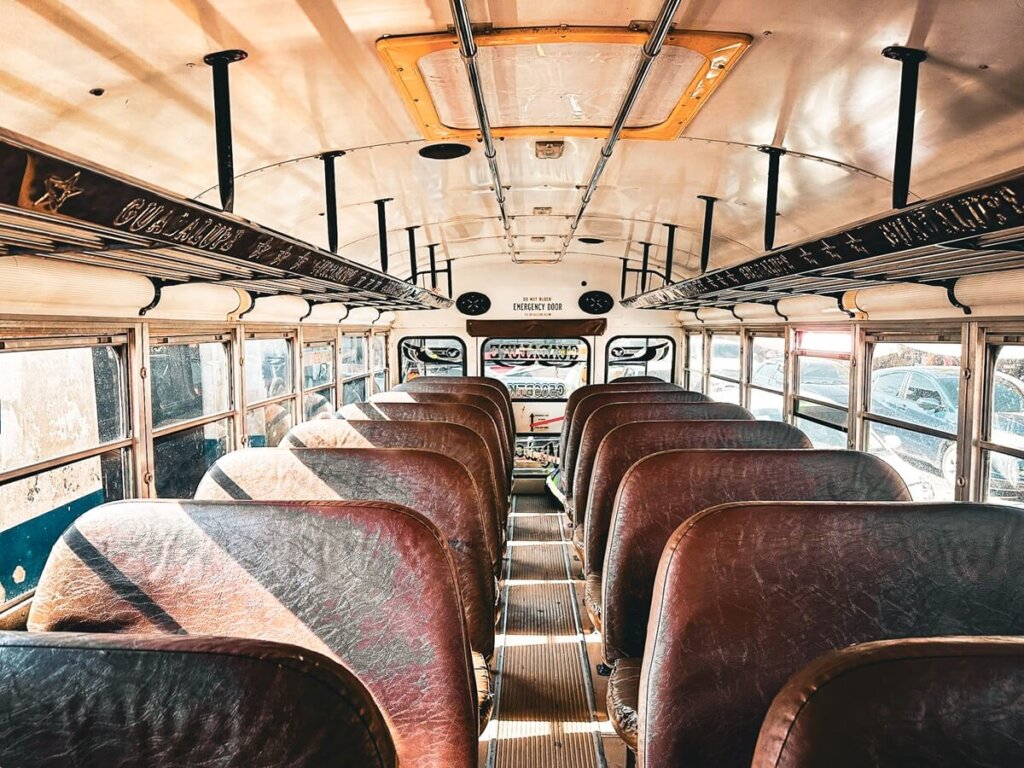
[0,0,1021,304]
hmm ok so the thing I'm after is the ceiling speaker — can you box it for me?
[455,291,491,316]
[578,290,615,315]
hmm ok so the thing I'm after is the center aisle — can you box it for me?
[482,493,607,768]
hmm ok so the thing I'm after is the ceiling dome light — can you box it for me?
[418,143,472,160]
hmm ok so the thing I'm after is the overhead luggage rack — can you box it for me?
[622,167,1024,311]
[0,130,451,311]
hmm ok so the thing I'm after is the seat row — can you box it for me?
[557,379,1024,768]
[3,375,513,768]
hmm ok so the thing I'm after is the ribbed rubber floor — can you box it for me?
[484,493,605,768]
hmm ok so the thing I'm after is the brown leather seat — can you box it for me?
[369,392,513,478]
[752,637,1024,768]
[194,447,497,662]
[29,499,478,768]
[640,501,1024,768]
[339,401,510,505]
[582,420,810,628]
[603,450,910,754]
[0,631,396,768]
[397,377,515,454]
[571,402,754,527]
[281,420,504,575]
[559,381,680,470]
[559,389,709,500]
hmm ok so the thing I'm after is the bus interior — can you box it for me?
[2,1,1024,766]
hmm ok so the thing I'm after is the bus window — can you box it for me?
[0,343,131,607]
[983,344,1024,507]
[684,332,705,393]
[748,335,785,421]
[340,334,369,405]
[399,336,467,382]
[482,337,589,401]
[864,341,962,501]
[793,330,851,448]
[371,333,390,394]
[243,337,295,447]
[606,336,674,382]
[302,340,336,420]
[709,333,741,404]
[150,340,234,498]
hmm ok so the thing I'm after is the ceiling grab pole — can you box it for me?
[373,198,394,273]
[320,151,345,253]
[203,49,248,213]
[883,45,928,209]
[448,0,514,255]
[663,222,678,285]
[697,194,717,274]
[758,146,786,252]
[407,225,420,285]
[560,0,683,259]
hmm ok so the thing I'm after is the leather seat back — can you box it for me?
[643,502,1024,768]
[604,449,910,663]
[339,401,509,500]
[195,448,496,659]
[29,499,477,768]
[560,381,680,463]
[561,390,709,496]
[572,402,753,524]
[584,420,810,577]
[0,631,396,768]
[281,420,504,570]
[752,637,1024,768]
[398,378,515,450]
[370,392,512,476]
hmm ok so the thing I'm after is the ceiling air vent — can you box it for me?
[578,290,615,315]
[456,291,491,316]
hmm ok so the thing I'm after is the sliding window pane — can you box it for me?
[342,377,367,405]
[1,449,129,604]
[751,337,784,390]
[796,357,850,407]
[303,342,335,390]
[372,335,387,371]
[709,377,740,404]
[244,339,293,404]
[794,417,846,449]
[154,419,232,498]
[866,421,955,502]
[304,389,335,420]
[341,336,368,377]
[687,334,704,370]
[750,390,784,421]
[1,346,126,471]
[982,449,1024,507]
[709,334,740,381]
[151,341,231,429]
[794,398,848,429]
[990,345,1024,450]
[869,342,960,433]
[246,402,294,448]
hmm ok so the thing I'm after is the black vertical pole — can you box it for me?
[697,195,718,274]
[321,151,344,253]
[883,46,928,209]
[446,259,453,298]
[406,226,419,284]
[428,244,438,290]
[203,49,247,213]
[620,258,628,300]
[373,198,393,273]
[662,223,677,285]
[640,241,652,293]
[758,146,786,252]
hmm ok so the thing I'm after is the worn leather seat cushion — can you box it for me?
[28,500,479,768]
[752,637,1024,768]
[608,658,642,750]
[0,631,397,768]
[584,573,603,630]
[398,378,515,455]
[473,650,495,730]
[195,447,497,660]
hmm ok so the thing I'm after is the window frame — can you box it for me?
[744,330,787,421]
[708,331,743,405]
[604,334,676,383]
[242,331,298,447]
[683,330,706,393]
[790,327,854,447]
[301,337,338,419]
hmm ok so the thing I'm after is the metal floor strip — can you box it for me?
[483,493,606,768]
